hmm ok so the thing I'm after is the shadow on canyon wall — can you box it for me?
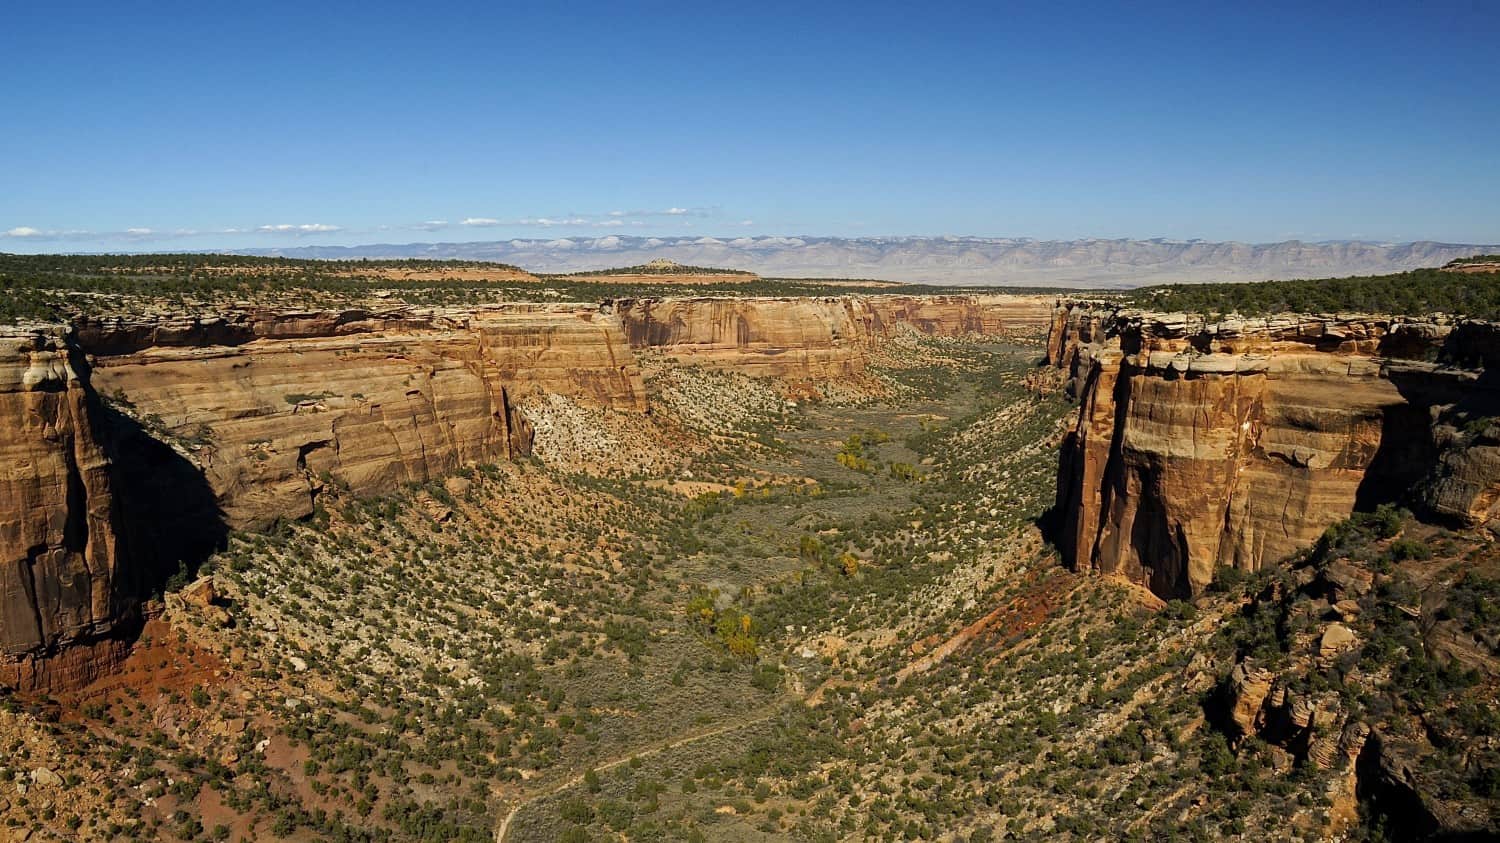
[78,355,229,612]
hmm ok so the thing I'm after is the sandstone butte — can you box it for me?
[0,292,1052,690]
[1048,301,1500,600]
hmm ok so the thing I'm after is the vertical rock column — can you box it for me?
[0,327,130,687]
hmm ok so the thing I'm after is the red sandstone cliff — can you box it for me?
[1049,302,1500,598]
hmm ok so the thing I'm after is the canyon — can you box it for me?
[1048,301,1500,598]
[4,255,1498,840]
[0,292,1051,689]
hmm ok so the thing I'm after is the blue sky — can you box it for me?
[2,0,1497,252]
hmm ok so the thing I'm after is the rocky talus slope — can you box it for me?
[0,294,1050,689]
[1048,302,1500,598]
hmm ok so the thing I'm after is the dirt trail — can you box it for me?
[493,700,787,842]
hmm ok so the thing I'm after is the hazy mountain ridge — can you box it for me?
[230,236,1499,287]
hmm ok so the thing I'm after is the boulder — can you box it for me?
[1320,623,1360,659]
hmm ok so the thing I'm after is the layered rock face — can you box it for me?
[860,294,1055,339]
[611,293,1053,382]
[611,297,872,381]
[1050,303,1500,597]
[0,328,133,688]
[84,305,645,531]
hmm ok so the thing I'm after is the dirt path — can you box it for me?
[493,700,787,842]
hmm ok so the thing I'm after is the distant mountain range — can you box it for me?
[233,236,1500,287]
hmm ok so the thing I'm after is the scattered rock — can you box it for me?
[1320,623,1359,659]
[1322,561,1374,600]
[1226,661,1274,737]
[181,575,217,608]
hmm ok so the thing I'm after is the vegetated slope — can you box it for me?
[1209,506,1500,840]
[1128,263,1500,318]
[0,334,1069,841]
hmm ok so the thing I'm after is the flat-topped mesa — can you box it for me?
[1049,301,1500,599]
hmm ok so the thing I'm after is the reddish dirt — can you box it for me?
[898,568,1079,682]
[977,570,1082,666]
[44,617,230,714]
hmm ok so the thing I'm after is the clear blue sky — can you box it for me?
[3,0,1497,251]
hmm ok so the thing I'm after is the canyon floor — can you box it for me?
[0,329,1420,843]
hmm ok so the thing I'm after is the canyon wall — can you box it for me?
[859,294,1055,339]
[82,304,646,531]
[1050,302,1500,598]
[611,293,1053,381]
[611,297,873,381]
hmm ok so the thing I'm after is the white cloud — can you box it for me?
[665,207,689,215]
[413,220,450,231]
[739,220,754,226]
[125,227,154,236]
[521,217,588,227]
[3,226,43,238]
[462,217,502,226]
[257,223,342,234]
[596,219,624,227]
[608,210,625,217]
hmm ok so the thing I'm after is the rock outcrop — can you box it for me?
[1049,302,1500,597]
[0,328,136,689]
